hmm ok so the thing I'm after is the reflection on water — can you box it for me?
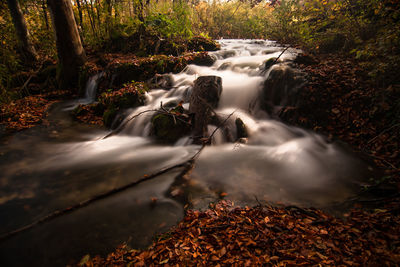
[0,39,374,266]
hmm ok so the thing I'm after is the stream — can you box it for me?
[0,40,374,266]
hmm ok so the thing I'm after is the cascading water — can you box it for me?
[63,72,104,111]
[0,40,374,266]
[109,39,373,208]
[84,72,104,102]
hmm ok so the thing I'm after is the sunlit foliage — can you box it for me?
[1,0,399,103]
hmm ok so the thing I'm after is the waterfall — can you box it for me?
[63,72,104,111]
[84,72,104,102]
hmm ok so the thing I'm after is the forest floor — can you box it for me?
[1,50,399,266]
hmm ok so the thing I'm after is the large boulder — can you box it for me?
[189,76,222,143]
[98,82,147,128]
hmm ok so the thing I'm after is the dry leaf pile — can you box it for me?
[78,201,400,266]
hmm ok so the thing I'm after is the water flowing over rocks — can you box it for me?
[0,39,378,266]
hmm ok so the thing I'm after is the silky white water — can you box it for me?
[0,39,374,266]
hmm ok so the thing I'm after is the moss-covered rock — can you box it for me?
[111,52,215,86]
[102,31,219,56]
[103,107,118,128]
[188,52,216,66]
[235,118,248,139]
[151,104,192,143]
[99,82,147,110]
[99,82,147,128]
[188,36,220,52]
[152,113,191,143]
[69,81,148,128]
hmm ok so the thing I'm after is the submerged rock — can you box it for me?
[263,57,278,71]
[235,118,248,139]
[217,62,232,71]
[147,74,174,90]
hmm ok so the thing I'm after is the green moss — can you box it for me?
[103,108,118,128]
[188,36,220,51]
[152,112,191,143]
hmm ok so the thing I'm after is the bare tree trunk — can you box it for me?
[7,0,38,63]
[75,0,84,32]
[137,0,145,23]
[105,0,113,37]
[41,0,49,30]
[47,0,86,90]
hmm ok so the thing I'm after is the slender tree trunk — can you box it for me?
[41,0,49,30]
[105,0,112,37]
[138,0,145,23]
[94,0,101,31]
[7,0,38,63]
[83,0,97,38]
[47,0,86,90]
[75,0,84,32]
[89,0,98,31]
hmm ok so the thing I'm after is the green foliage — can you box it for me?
[0,2,20,103]
[146,1,193,38]
[194,1,272,39]
[268,0,301,43]
[2,0,399,104]
[265,0,400,85]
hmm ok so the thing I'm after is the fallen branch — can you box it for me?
[367,123,400,144]
[272,46,290,66]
